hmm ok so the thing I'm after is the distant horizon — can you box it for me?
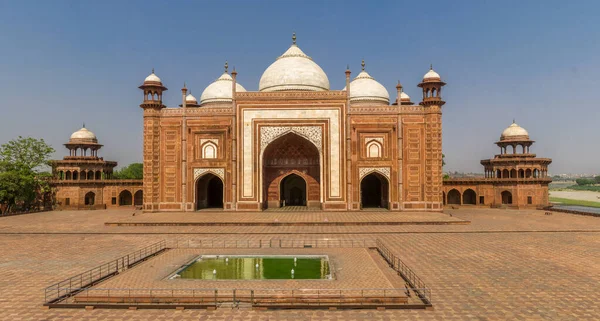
[1,0,598,174]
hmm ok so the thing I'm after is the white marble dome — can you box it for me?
[345,70,389,104]
[70,127,97,143]
[500,122,530,141]
[400,91,410,100]
[259,44,330,92]
[144,71,162,83]
[200,72,246,105]
[185,93,197,104]
[423,67,441,81]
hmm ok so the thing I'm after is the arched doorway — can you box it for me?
[443,192,446,205]
[119,190,132,206]
[360,172,389,209]
[134,190,143,206]
[447,189,461,205]
[501,191,513,204]
[262,133,320,209]
[196,173,224,210]
[463,189,476,205]
[280,174,307,206]
[84,192,95,206]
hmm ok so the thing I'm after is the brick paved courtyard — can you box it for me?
[0,208,599,320]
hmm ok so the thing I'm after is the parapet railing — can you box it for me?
[375,239,432,305]
[44,240,167,304]
[172,238,377,249]
[53,287,426,308]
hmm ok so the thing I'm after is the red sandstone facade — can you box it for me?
[50,126,143,209]
[443,122,552,208]
[139,39,446,212]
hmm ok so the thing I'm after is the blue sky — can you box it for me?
[0,0,598,174]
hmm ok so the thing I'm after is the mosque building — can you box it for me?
[49,34,551,212]
[138,34,446,212]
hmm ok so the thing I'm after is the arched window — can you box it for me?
[533,169,539,178]
[73,171,79,180]
[510,169,517,178]
[366,141,382,158]
[95,171,102,180]
[502,169,509,178]
[496,169,501,178]
[526,169,532,178]
[202,142,217,159]
[519,169,524,178]
[87,171,94,180]
[65,171,72,180]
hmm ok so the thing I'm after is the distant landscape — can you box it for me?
[549,176,600,208]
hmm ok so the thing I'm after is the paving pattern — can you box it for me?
[0,208,599,320]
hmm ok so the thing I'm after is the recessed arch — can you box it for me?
[202,142,217,159]
[84,191,95,206]
[463,189,476,205]
[134,190,143,206]
[65,171,72,180]
[502,169,509,179]
[279,173,307,206]
[119,190,133,206]
[501,191,513,204]
[195,173,224,210]
[360,172,389,209]
[262,132,320,208]
[366,140,382,158]
[73,171,79,180]
[526,168,532,178]
[95,171,102,180]
[510,169,517,178]
[87,171,94,180]
[447,189,461,205]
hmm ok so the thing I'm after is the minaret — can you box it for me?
[418,65,446,209]
[138,69,167,212]
[345,64,352,210]
[139,68,168,109]
[418,65,446,107]
[181,82,187,108]
[231,63,238,210]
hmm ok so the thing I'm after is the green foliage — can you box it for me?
[0,136,54,213]
[575,178,595,186]
[443,174,450,180]
[549,197,600,208]
[595,176,600,184]
[442,154,446,167]
[113,163,143,179]
[567,184,600,192]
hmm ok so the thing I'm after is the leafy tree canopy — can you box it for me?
[113,163,143,179]
[0,137,54,213]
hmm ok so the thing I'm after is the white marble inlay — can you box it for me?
[260,126,322,154]
[359,167,391,180]
[200,139,219,146]
[242,108,341,198]
[193,168,225,181]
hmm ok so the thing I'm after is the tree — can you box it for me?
[113,163,143,179]
[0,137,54,214]
[595,175,600,184]
[442,154,446,167]
[575,178,594,186]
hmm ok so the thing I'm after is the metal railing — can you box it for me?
[375,239,432,305]
[172,238,376,249]
[44,240,167,304]
[56,287,422,308]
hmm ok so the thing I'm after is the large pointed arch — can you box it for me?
[261,132,321,209]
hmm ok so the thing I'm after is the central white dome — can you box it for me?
[259,44,330,92]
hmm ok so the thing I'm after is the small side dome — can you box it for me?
[144,69,162,84]
[185,93,198,104]
[200,72,246,105]
[400,91,412,104]
[345,61,389,105]
[70,126,98,143]
[259,35,330,92]
[500,122,530,141]
[423,65,441,81]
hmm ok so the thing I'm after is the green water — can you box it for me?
[177,256,330,280]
